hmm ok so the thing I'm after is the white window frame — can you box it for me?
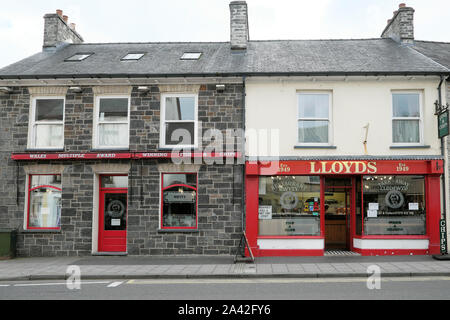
[391,91,424,146]
[28,96,65,150]
[296,92,333,146]
[160,93,198,149]
[93,95,131,150]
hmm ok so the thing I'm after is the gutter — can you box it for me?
[1,71,450,81]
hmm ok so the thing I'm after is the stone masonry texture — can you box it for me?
[43,14,83,48]
[0,84,244,256]
[381,7,415,44]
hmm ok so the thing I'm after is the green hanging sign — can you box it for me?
[438,110,449,138]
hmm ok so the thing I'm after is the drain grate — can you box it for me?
[324,250,361,256]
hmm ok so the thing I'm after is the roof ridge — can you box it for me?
[248,38,387,42]
[415,40,450,45]
[73,41,229,45]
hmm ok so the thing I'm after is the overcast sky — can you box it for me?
[0,0,449,69]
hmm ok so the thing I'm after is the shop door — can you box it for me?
[324,178,354,251]
[98,176,128,252]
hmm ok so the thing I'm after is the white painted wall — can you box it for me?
[257,238,324,250]
[245,76,442,157]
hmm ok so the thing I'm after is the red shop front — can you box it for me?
[245,159,444,257]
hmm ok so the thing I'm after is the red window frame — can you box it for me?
[27,174,62,230]
[160,173,198,230]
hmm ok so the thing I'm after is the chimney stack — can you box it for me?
[43,9,84,49]
[381,3,415,45]
[229,1,249,50]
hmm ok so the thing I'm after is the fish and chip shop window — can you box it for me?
[27,175,62,230]
[258,176,321,236]
[161,173,198,229]
[362,175,426,235]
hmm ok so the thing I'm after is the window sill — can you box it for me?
[21,229,61,234]
[158,147,199,152]
[390,145,430,149]
[25,148,65,152]
[294,145,337,149]
[90,148,130,152]
[157,229,199,233]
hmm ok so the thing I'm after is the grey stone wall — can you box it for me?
[43,14,83,48]
[0,83,244,256]
[381,6,415,44]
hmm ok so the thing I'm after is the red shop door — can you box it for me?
[98,188,128,253]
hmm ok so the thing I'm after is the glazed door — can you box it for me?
[324,178,354,251]
[98,176,128,252]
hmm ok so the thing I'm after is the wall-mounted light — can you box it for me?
[0,87,12,94]
[69,86,83,93]
[216,84,225,92]
[137,86,150,93]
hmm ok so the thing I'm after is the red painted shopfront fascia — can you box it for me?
[245,159,444,257]
[11,152,242,161]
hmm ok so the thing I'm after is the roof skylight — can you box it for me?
[65,53,93,62]
[121,53,145,61]
[181,52,202,60]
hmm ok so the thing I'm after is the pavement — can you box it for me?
[0,255,450,281]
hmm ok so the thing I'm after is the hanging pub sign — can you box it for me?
[438,110,449,138]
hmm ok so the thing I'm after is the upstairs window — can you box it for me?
[297,92,332,145]
[28,97,65,149]
[392,92,423,144]
[94,96,130,149]
[160,93,198,148]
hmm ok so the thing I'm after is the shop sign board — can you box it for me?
[256,160,444,176]
[438,110,449,138]
[11,151,241,161]
[441,219,448,254]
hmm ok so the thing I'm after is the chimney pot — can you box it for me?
[381,4,414,44]
[43,10,83,48]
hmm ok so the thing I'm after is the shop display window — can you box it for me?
[161,173,197,229]
[362,175,426,235]
[27,174,62,229]
[258,176,321,236]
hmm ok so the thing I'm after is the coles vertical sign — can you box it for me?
[441,219,448,254]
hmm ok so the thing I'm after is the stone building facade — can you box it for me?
[0,83,244,256]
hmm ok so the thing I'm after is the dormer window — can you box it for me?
[121,53,145,61]
[181,52,202,60]
[65,53,93,62]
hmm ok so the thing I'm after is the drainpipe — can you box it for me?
[438,75,448,254]
[241,75,246,234]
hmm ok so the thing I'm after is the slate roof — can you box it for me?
[412,40,450,69]
[0,38,448,79]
